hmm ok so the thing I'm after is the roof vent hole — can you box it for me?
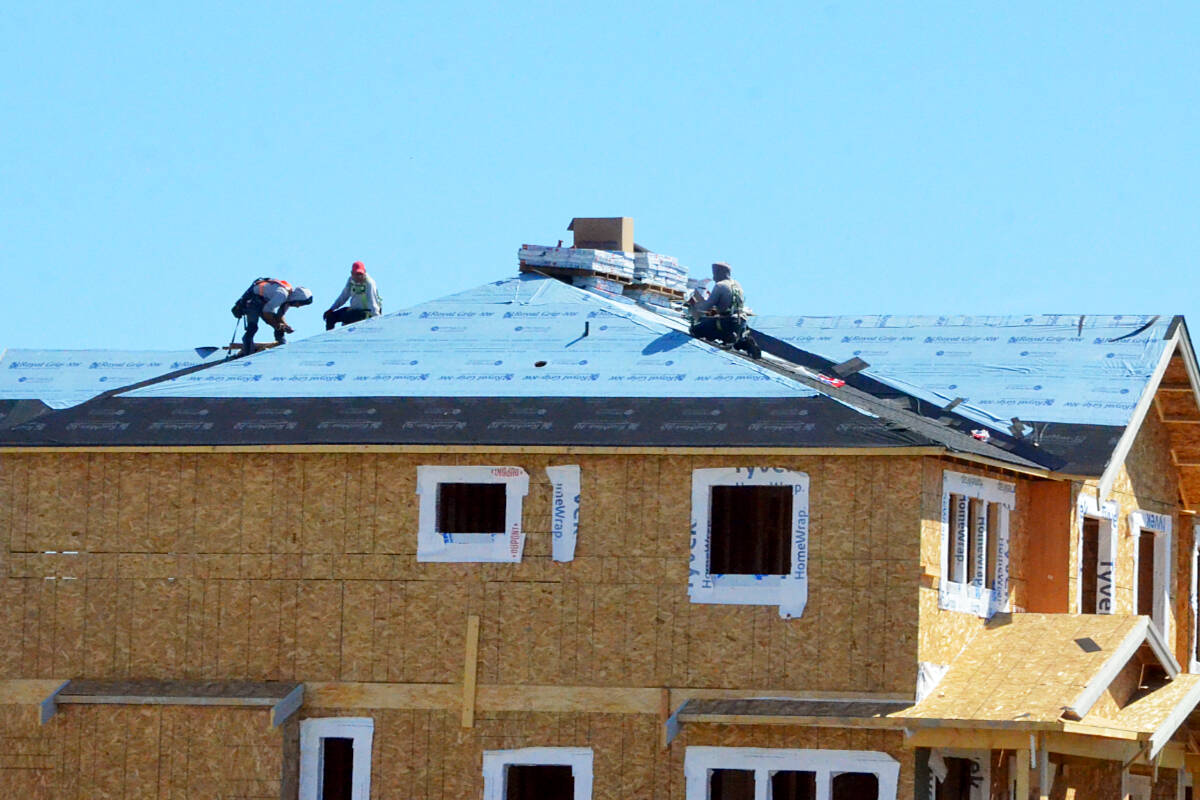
[534,360,548,368]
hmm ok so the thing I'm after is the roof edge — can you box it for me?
[1066,617,1180,721]
[1097,328,1182,501]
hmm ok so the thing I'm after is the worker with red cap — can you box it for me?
[324,261,383,330]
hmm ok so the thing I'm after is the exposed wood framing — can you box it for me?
[461,615,480,728]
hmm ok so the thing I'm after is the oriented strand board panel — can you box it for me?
[902,613,1141,724]
[296,708,913,800]
[0,704,281,800]
[0,450,932,695]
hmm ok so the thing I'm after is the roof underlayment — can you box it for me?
[0,277,1184,476]
[750,314,1172,430]
[0,347,222,408]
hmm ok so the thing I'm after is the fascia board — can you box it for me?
[1067,618,1151,720]
[1149,678,1200,758]
[1097,329,1180,502]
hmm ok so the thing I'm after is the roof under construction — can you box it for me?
[0,274,1188,478]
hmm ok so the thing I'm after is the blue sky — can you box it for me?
[2,2,1198,350]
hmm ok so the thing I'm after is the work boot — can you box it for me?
[737,333,762,360]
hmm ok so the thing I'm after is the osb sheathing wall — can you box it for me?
[0,452,922,694]
[0,702,911,800]
[1070,410,1193,664]
[0,704,281,798]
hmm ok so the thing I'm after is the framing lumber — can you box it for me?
[461,614,480,728]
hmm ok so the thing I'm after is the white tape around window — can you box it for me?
[546,465,581,562]
[688,467,809,619]
[415,466,530,563]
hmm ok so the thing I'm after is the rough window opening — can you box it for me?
[709,485,792,575]
[1081,517,1100,613]
[947,495,996,590]
[506,764,574,800]
[685,747,898,800]
[437,482,506,533]
[416,466,530,563]
[1137,529,1156,617]
[321,737,354,800]
[688,468,810,617]
[831,772,879,799]
[298,717,373,800]
[935,757,983,800]
[772,770,818,799]
[710,768,755,799]
[939,471,1014,619]
[482,748,592,800]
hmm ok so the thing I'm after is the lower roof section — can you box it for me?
[0,395,946,449]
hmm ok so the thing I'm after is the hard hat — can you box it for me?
[287,286,314,306]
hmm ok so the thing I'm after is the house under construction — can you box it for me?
[4,218,1200,799]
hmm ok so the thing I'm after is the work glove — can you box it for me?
[231,303,244,319]
[278,322,295,335]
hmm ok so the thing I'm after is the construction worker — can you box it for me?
[686,261,762,359]
[231,278,313,356]
[324,261,383,329]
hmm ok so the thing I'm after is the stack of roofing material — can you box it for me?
[632,252,688,293]
[518,244,635,280]
[573,275,625,297]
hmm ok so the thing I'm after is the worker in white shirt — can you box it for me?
[324,261,383,329]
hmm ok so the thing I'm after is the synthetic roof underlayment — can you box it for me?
[0,276,1036,463]
[752,314,1178,475]
[0,347,223,408]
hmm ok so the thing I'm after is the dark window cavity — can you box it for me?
[437,482,506,533]
[505,764,574,800]
[320,737,354,800]
[708,485,792,576]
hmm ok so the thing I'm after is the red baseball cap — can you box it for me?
[351,261,366,275]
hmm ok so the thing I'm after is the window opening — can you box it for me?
[299,717,373,800]
[689,468,810,618]
[771,770,818,800]
[939,471,1014,618]
[984,503,1000,590]
[685,747,898,800]
[321,738,354,800]
[948,493,968,584]
[935,757,984,800]
[831,772,879,799]
[482,747,592,800]
[709,485,792,575]
[1137,529,1156,617]
[506,764,574,800]
[1129,510,1172,639]
[709,769,755,800]
[966,499,982,585]
[437,482,506,533]
[416,466,530,563]
[1080,517,1100,613]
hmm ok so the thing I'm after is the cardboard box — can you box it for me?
[567,217,633,253]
